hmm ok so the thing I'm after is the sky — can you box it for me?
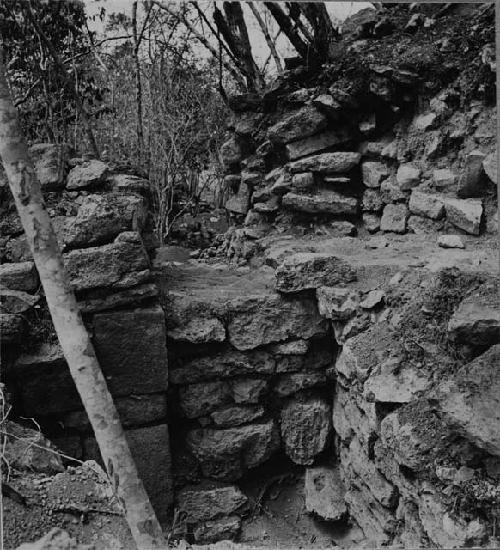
[84,1,373,67]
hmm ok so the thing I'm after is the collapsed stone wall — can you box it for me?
[0,144,172,519]
[217,4,497,263]
[161,242,500,546]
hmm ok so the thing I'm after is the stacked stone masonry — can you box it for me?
[0,144,172,520]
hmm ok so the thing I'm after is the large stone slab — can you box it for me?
[448,290,500,346]
[316,287,360,321]
[64,232,150,291]
[267,106,327,144]
[282,190,359,215]
[288,152,361,174]
[66,160,108,190]
[444,198,483,235]
[126,424,173,520]
[93,305,168,396]
[186,420,280,480]
[63,193,146,249]
[227,294,327,351]
[380,204,408,233]
[280,397,332,465]
[0,261,38,292]
[408,190,445,220]
[305,466,347,521]
[285,129,352,160]
[275,252,357,293]
[179,381,232,419]
[396,164,421,191]
[457,149,486,198]
[435,345,500,456]
[170,350,275,384]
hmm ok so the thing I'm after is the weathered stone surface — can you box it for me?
[341,437,398,508]
[285,130,351,160]
[444,198,483,235]
[253,196,279,214]
[0,288,38,314]
[0,313,24,344]
[363,213,381,233]
[413,112,437,131]
[64,232,150,291]
[305,466,347,521]
[168,316,226,344]
[380,204,408,233]
[179,381,232,418]
[436,345,500,456]
[273,372,326,397]
[210,405,265,428]
[78,283,159,314]
[271,339,309,355]
[448,290,500,346]
[380,177,409,203]
[364,365,430,404]
[193,515,241,544]
[231,378,268,404]
[312,94,342,117]
[408,190,444,220]
[483,151,497,184]
[177,482,248,523]
[0,208,23,236]
[323,176,351,186]
[360,290,385,309]
[227,294,327,351]
[288,152,361,174]
[29,143,69,190]
[63,193,146,249]
[433,168,456,188]
[276,347,333,374]
[280,397,331,465]
[170,350,275,384]
[267,106,327,144]
[362,189,383,212]
[362,161,389,188]
[396,164,421,190]
[282,190,358,216]
[407,215,442,235]
[66,160,108,190]
[457,149,486,198]
[186,420,280,480]
[437,235,465,249]
[4,420,64,474]
[93,305,168,396]
[126,424,173,517]
[275,253,356,294]
[317,287,360,320]
[0,261,38,292]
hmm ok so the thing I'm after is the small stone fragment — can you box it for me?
[438,235,465,249]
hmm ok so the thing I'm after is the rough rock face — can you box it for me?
[267,106,327,143]
[280,397,332,465]
[282,190,358,215]
[275,253,357,293]
[288,152,361,174]
[29,143,69,190]
[305,466,347,521]
[186,420,280,480]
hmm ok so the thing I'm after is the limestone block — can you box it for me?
[288,152,361,174]
[0,261,38,292]
[267,106,327,144]
[66,160,108,190]
[275,253,357,294]
[280,397,331,465]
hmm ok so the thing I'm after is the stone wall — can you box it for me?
[218,25,497,262]
[161,247,500,546]
[0,144,172,520]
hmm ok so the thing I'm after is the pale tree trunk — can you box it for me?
[0,59,167,550]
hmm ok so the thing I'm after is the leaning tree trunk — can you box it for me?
[0,59,167,550]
